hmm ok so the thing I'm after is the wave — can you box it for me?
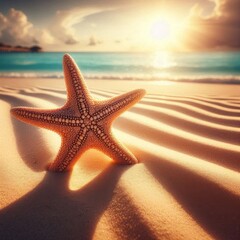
[1,72,240,84]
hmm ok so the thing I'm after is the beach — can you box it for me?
[0,77,239,240]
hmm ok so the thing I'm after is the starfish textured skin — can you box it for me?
[11,54,146,172]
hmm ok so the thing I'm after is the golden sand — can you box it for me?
[0,78,239,240]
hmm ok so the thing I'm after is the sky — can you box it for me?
[0,0,239,52]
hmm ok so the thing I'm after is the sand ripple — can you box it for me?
[0,85,239,240]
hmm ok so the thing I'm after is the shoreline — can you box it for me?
[1,77,240,95]
[1,74,240,84]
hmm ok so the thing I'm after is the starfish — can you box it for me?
[11,54,146,172]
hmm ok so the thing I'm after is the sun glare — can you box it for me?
[152,51,176,69]
[150,19,172,41]
[143,15,187,51]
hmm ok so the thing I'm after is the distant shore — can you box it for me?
[0,43,42,53]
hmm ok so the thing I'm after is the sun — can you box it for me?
[138,14,187,51]
[143,15,188,51]
[150,19,172,41]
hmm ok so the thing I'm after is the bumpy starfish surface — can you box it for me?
[11,54,146,172]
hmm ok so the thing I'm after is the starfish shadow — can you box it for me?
[140,151,240,240]
[0,93,54,171]
[0,163,127,240]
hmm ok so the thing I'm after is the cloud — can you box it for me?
[32,29,55,45]
[0,8,34,45]
[184,0,240,50]
[115,40,121,44]
[0,7,105,49]
[0,8,56,48]
[65,37,78,45]
[48,7,106,46]
[88,36,102,46]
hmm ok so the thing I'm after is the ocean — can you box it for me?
[0,52,240,83]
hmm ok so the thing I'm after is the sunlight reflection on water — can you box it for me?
[152,51,177,69]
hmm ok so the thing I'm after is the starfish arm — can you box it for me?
[93,126,138,164]
[92,89,146,122]
[11,106,83,132]
[48,128,88,172]
[11,107,65,131]
[63,54,92,114]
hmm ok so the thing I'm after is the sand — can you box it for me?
[0,78,239,240]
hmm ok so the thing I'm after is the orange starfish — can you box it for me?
[11,54,146,172]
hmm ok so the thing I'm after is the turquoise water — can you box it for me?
[0,52,240,83]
